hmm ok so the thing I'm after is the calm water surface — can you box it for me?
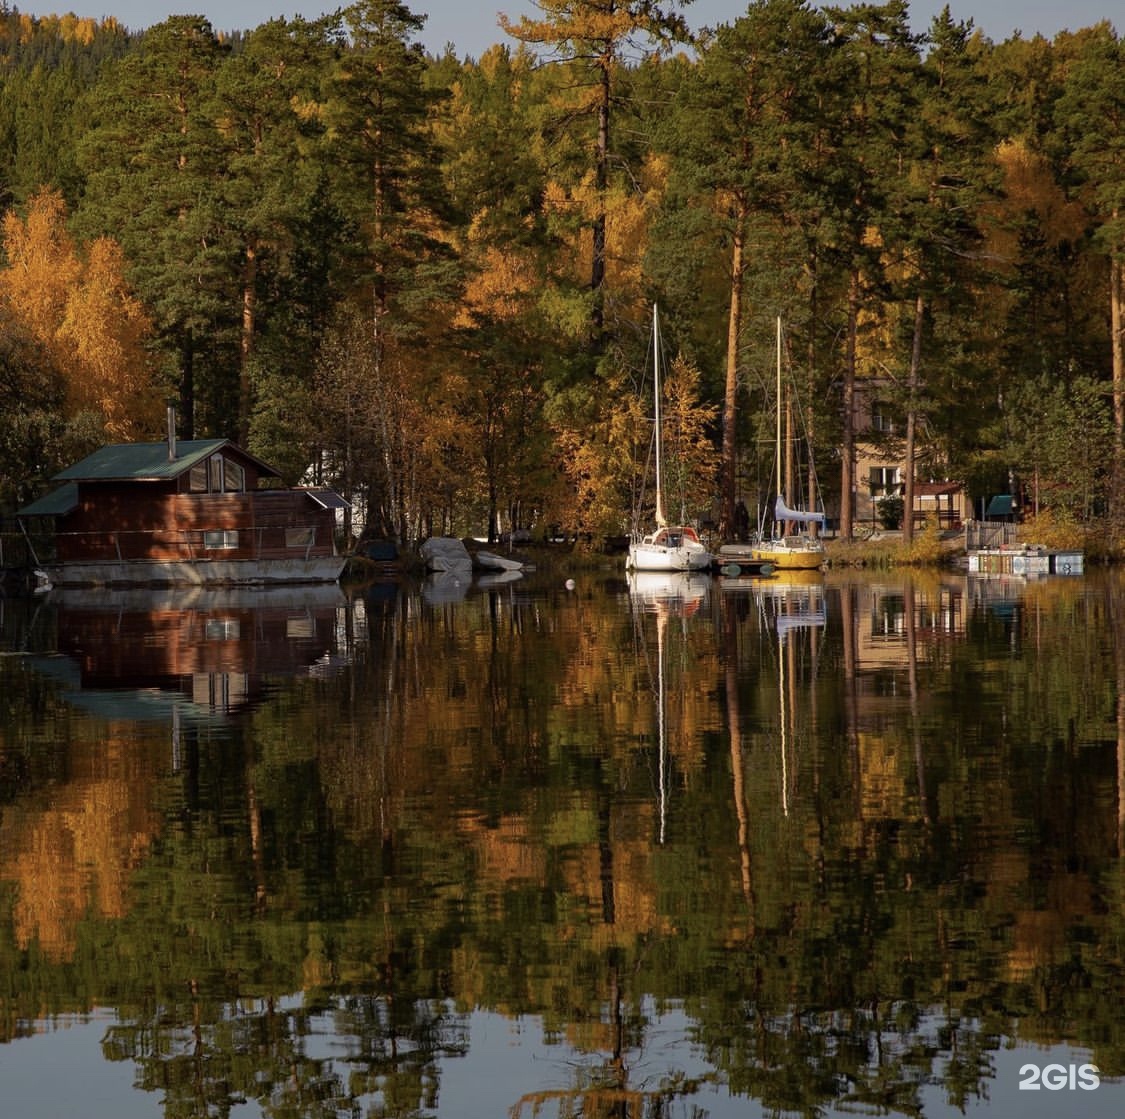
[1,566,1124,1118]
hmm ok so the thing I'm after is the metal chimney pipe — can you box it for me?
[167,406,177,460]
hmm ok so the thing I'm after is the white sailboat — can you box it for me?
[751,318,826,571]
[626,305,712,574]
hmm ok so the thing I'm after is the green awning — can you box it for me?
[17,482,79,517]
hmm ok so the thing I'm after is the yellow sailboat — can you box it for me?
[751,318,826,571]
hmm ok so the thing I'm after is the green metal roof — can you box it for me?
[53,439,228,481]
[51,439,283,483]
[17,482,79,517]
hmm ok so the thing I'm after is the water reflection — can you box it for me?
[0,568,1123,1117]
[32,584,349,722]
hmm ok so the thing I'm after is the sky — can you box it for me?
[16,0,1122,56]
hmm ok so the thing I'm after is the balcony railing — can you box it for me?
[22,525,328,567]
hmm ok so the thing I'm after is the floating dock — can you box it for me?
[966,545,1083,576]
[713,544,775,577]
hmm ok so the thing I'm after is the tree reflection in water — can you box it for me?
[1,570,1124,1117]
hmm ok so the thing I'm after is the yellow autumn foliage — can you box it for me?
[990,138,1088,255]
[541,154,667,305]
[58,237,163,437]
[0,189,162,439]
[556,349,717,537]
[458,244,539,325]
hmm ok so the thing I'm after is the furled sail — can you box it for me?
[775,494,825,526]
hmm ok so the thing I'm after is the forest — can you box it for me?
[0,0,1122,547]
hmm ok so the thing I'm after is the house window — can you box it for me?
[204,619,240,640]
[223,458,245,492]
[286,616,314,639]
[203,529,239,549]
[872,405,896,434]
[194,455,244,493]
[869,466,901,494]
[286,526,314,548]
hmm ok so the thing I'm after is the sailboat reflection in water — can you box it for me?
[758,574,825,816]
[627,570,709,844]
[506,570,711,1119]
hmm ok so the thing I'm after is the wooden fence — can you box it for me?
[964,520,1019,551]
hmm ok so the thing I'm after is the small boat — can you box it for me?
[421,536,473,573]
[628,524,711,573]
[474,549,526,573]
[625,305,712,574]
[752,318,826,571]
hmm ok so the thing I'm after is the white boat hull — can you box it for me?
[626,525,712,573]
[627,542,712,572]
[474,549,525,572]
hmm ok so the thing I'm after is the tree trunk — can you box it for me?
[179,327,195,439]
[239,241,257,446]
[591,51,610,346]
[1111,253,1124,525]
[840,273,859,540]
[806,247,820,536]
[720,205,746,539]
[903,291,924,545]
[1113,253,1124,445]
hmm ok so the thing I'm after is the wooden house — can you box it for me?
[852,382,971,532]
[18,437,349,587]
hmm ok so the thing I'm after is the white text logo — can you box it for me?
[1019,1063,1100,1091]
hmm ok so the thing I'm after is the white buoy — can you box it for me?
[565,578,576,591]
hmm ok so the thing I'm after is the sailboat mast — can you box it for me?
[776,316,783,500]
[654,303,667,527]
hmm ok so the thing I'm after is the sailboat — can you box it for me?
[626,305,712,574]
[751,318,826,571]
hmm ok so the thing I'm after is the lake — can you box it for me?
[1,565,1123,1118]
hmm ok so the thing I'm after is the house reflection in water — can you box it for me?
[846,574,967,673]
[42,585,349,721]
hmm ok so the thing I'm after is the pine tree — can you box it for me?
[75,16,229,438]
[501,0,690,353]
[668,0,835,538]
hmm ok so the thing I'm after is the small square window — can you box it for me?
[286,616,314,639]
[203,529,239,549]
